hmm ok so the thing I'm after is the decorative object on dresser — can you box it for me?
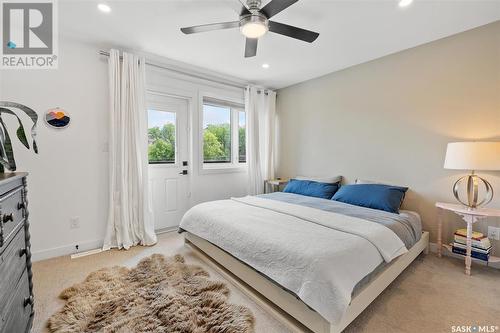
[436,202,500,275]
[444,141,500,208]
[0,102,39,173]
[0,173,34,333]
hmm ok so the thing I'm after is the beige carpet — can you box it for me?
[33,232,500,333]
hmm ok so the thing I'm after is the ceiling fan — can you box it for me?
[180,0,320,58]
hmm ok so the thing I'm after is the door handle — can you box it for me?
[179,170,188,175]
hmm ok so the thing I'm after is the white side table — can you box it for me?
[264,179,289,194]
[436,202,500,275]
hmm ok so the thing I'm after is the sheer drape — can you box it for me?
[103,49,157,250]
[246,86,277,195]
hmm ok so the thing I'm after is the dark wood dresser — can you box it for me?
[0,173,34,333]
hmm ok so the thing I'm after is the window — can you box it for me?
[203,104,231,163]
[202,97,245,168]
[148,109,176,164]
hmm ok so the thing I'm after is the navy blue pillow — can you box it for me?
[331,184,408,214]
[283,179,339,199]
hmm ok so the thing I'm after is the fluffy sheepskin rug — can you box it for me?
[48,254,255,333]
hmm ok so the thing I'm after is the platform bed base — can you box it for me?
[185,231,430,333]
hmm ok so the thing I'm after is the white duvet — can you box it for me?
[179,196,407,324]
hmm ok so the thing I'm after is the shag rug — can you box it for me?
[48,254,255,333]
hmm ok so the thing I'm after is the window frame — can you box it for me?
[147,101,180,168]
[237,110,246,163]
[199,94,246,174]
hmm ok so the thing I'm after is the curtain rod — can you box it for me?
[99,50,246,90]
[245,86,270,95]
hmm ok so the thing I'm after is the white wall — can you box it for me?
[0,37,248,261]
[0,38,109,260]
[276,22,500,254]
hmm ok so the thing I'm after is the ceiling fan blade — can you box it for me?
[260,0,298,18]
[181,21,240,34]
[245,38,258,57]
[268,21,319,42]
[225,0,251,15]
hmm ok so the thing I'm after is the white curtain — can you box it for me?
[103,49,157,250]
[246,86,277,195]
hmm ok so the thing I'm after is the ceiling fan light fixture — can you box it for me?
[398,0,413,7]
[240,14,268,39]
[97,3,111,13]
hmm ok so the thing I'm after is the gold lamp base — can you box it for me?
[453,171,493,209]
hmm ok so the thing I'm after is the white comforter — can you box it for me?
[179,196,407,324]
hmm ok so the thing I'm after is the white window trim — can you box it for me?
[198,92,247,175]
[147,93,181,168]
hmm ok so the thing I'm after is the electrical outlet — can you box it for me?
[487,226,500,241]
[70,216,80,229]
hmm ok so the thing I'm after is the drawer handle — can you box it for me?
[19,248,28,257]
[24,296,34,307]
[2,213,13,223]
[17,202,25,210]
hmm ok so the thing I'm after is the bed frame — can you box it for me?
[185,231,429,333]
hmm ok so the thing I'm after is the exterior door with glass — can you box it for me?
[147,93,190,230]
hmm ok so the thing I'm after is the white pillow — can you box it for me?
[355,179,407,188]
[355,179,383,185]
[295,175,342,184]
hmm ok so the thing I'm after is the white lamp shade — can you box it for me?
[444,142,500,171]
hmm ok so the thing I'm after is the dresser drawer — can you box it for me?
[0,227,27,317]
[0,270,32,333]
[0,187,25,250]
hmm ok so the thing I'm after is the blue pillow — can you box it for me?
[283,179,339,199]
[331,184,408,214]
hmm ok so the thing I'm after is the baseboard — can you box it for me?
[31,227,178,262]
[155,226,178,234]
[31,239,103,262]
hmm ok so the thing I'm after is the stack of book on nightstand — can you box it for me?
[452,228,492,262]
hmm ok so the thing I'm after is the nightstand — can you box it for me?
[436,202,500,275]
[264,178,289,194]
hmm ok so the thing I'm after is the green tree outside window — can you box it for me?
[148,123,175,163]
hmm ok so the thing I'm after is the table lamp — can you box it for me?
[444,142,500,209]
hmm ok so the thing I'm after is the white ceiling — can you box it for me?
[60,0,500,89]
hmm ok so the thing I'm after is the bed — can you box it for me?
[179,192,429,333]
